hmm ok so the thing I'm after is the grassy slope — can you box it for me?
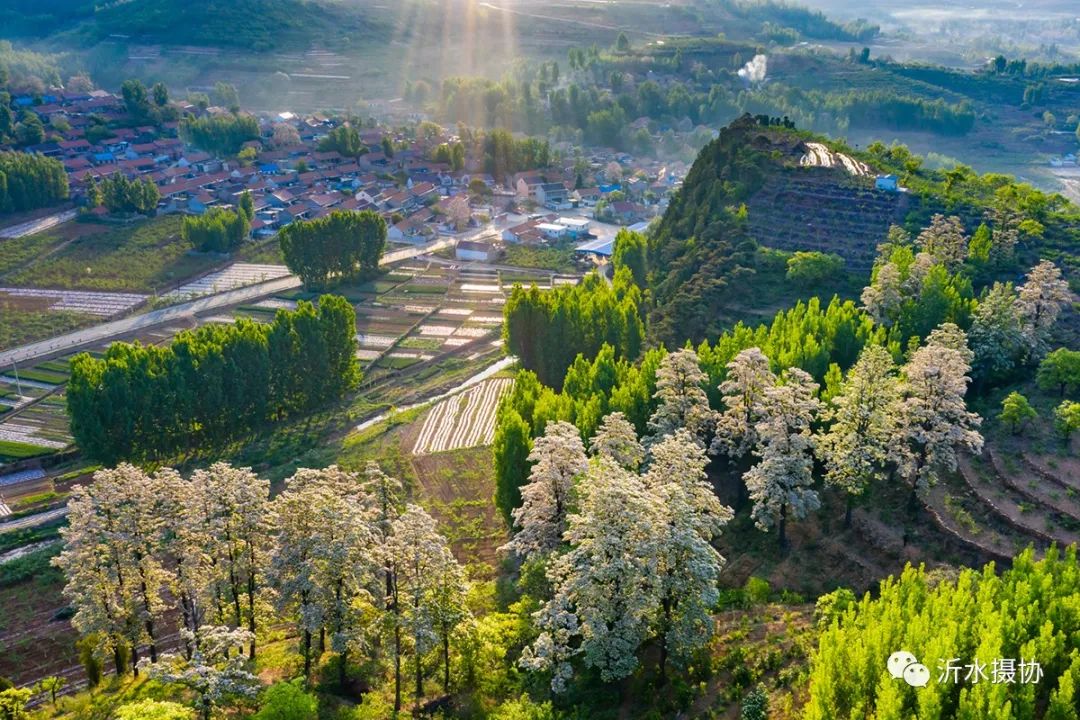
[8,216,220,293]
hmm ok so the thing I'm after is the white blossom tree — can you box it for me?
[647,348,713,444]
[1016,260,1071,358]
[860,262,903,327]
[711,347,776,459]
[917,214,968,269]
[188,463,269,659]
[142,626,259,720]
[385,505,466,711]
[969,282,1025,383]
[522,460,659,691]
[502,420,588,559]
[589,411,644,471]
[816,345,901,527]
[643,431,733,683]
[54,465,173,669]
[743,369,821,548]
[897,332,984,511]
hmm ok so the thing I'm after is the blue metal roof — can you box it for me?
[575,237,614,256]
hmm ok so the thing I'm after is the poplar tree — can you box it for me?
[743,369,821,548]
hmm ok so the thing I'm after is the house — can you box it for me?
[556,217,591,238]
[875,175,899,193]
[537,182,570,209]
[456,240,498,262]
[537,222,570,240]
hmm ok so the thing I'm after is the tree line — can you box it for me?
[182,194,253,253]
[503,269,645,388]
[67,295,360,463]
[278,209,387,290]
[53,461,469,716]
[179,113,260,156]
[0,150,68,213]
[86,172,160,216]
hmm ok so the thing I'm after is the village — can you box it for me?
[2,86,687,264]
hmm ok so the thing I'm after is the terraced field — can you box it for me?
[412,378,514,454]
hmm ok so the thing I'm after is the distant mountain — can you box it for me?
[2,0,387,52]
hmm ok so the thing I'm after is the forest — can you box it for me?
[66,295,360,463]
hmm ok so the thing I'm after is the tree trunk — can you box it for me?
[443,632,450,694]
[339,648,348,689]
[393,623,402,712]
[303,629,312,680]
[658,597,671,687]
[131,645,140,677]
[907,481,919,514]
[779,503,788,550]
[415,640,423,711]
[844,494,854,529]
[113,646,125,676]
[246,543,258,660]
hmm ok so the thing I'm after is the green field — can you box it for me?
[0,308,96,353]
[8,216,220,292]
[0,440,53,460]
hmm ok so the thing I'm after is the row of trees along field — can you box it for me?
[503,269,645,388]
[66,295,360,463]
[53,462,468,717]
[279,210,387,290]
[0,150,67,213]
[85,172,160,216]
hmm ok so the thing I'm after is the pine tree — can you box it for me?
[743,368,821,548]
[999,392,1037,435]
[970,282,1025,384]
[502,421,588,559]
[816,345,900,527]
[712,347,776,459]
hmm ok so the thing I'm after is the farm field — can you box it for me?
[413,378,513,454]
[5,216,221,293]
[164,263,292,299]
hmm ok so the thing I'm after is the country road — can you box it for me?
[0,210,78,240]
[0,237,457,368]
